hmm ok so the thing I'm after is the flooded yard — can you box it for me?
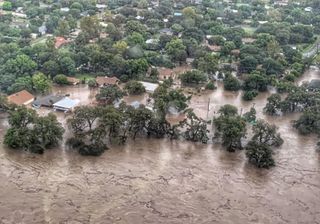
[0,69,319,223]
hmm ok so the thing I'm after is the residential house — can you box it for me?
[55,36,69,48]
[32,95,64,108]
[95,76,120,87]
[7,90,34,106]
[53,97,80,112]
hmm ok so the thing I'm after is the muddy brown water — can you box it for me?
[0,70,320,224]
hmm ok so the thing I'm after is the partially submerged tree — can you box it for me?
[213,105,247,152]
[293,105,320,135]
[251,120,283,147]
[4,107,64,154]
[245,141,275,168]
[264,93,282,115]
[181,110,209,143]
[245,120,283,168]
[96,85,124,105]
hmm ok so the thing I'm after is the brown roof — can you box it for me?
[96,76,120,86]
[67,77,80,84]
[7,90,34,106]
[231,49,240,55]
[207,45,221,52]
[158,68,173,79]
[55,36,69,48]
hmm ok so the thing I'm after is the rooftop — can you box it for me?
[7,90,34,106]
[96,76,120,86]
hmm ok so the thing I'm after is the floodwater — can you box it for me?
[0,69,320,224]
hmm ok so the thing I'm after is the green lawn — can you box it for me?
[31,35,48,46]
[241,26,257,35]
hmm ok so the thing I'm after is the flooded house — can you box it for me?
[7,90,34,106]
[32,95,64,108]
[95,76,120,87]
[53,97,80,112]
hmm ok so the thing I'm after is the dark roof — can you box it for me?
[308,79,320,90]
[33,95,64,107]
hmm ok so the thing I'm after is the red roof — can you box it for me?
[55,36,69,48]
[95,76,120,86]
[7,90,34,105]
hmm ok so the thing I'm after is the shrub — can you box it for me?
[242,90,258,101]
[205,81,216,90]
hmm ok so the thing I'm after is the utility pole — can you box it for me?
[207,97,210,120]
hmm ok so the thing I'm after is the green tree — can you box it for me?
[8,77,33,94]
[59,57,76,75]
[3,54,37,78]
[294,105,320,135]
[245,141,275,168]
[55,20,70,37]
[96,85,124,104]
[32,73,51,94]
[4,107,64,154]
[165,38,187,63]
[214,105,247,152]
[180,70,207,85]
[181,110,209,143]
[2,1,12,11]
[251,120,283,147]
[223,74,241,91]
[124,80,146,95]
[264,94,281,115]
[80,16,100,39]
[240,56,258,73]
[53,74,69,85]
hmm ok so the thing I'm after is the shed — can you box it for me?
[67,77,80,85]
[139,81,159,93]
[53,97,80,112]
[7,90,34,106]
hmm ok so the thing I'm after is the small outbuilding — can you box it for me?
[66,77,80,85]
[7,90,34,106]
[53,97,80,112]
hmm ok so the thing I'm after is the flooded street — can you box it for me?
[0,70,320,224]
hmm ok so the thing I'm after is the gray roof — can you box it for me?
[308,79,320,90]
[33,95,64,107]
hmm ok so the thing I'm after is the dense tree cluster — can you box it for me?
[4,107,64,154]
